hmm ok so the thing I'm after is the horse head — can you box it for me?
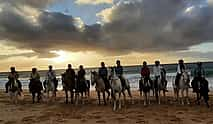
[182,71,189,83]
[91,71,98,86]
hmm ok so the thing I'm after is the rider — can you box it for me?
[5,67,22,93]
[192,62,206,92]
[153,61,161,86]
[65,64,76,82]
[98,62,110,89]
[175,59,186,87]
[77,65,86,85]
[115,60,126,90]
[153,60,167,90]
[29,68,42,93]
[141,61,151,82]
[45,65,57,91]
[30,68,40,81]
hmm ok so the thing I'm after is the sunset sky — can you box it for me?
[0,0,213,71]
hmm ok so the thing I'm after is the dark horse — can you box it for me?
[191,77,209,107]
[29,79,43,103]
[75,77,89,104]
[61,73,75,104]
[139,77,152,105]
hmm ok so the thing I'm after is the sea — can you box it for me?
[1,62,213,91]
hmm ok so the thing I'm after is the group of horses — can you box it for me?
[7,69,210,111]
[139,71,209,108]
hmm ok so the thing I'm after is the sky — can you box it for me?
[0,0,213,71]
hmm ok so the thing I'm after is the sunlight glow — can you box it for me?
[50,50,68,63]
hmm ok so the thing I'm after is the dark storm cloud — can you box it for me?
[0,0,213,58]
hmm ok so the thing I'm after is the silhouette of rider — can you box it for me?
[65,64,76,82]
[98,62,110,89]
[175,59,186,87]
[115,60,126,90]
[77,65,86,82]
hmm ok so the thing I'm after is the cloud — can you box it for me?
[0,0,56,8]
[75,0,113,5]
[1,0,213,58]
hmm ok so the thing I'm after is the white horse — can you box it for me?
[174,71,190,105]
[91,71,107,105]
[8,80,20,104]
[139,77,151,106]
[110,68,122,111]
[45,79,56,102]
[154,76,166,104]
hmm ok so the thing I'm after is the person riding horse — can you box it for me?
[115,60,126,90]
[77,65,87,93]
[141,61,151,84]
[175,59,187,88]
[191,62,209,107]
[45,65,57,92]
[63,64,76,103]
[98,62,111,90]
[153,61,167,90]
[29,68,43,103]
[5,67,22,93]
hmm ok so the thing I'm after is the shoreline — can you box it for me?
[1,90,213,124]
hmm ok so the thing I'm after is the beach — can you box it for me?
[0,90,213,124]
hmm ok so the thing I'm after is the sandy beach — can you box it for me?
[0,90,213,124]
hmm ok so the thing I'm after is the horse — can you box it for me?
[154,76,166,104]
[121,77,133,104]
[174,71,190,105]
[29,79,43,103]
[191,77,210,107]
[75,77,89,105]
[8,79,22,104]
[139,77,152,106]
[44,78,57,102]
[91,71,108,105]
[61,73,75,104]
[109,68,122,111]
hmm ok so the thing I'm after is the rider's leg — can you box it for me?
[175,74,181,88]
[5,81,9,93]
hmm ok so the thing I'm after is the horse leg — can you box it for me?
[155,89,158,104]
[122,91,126,105]
[204,93,210,108]
[103,92,106,105]
[158,90,161,105]
[106,89,110,101]
[176,90,179,103]
[148,91,150,105]
[32,92,35,104]
[144,92,147,106]
[163,90,166,104]
[65,90,68,104]
[127,88,133,104]
[113,92,116,111]
[97,91,101,105]
[196,93,200,105]
[186,89,190,105]
[181,90,184,105]
[118,92,122,110]
[75,93,79,105]
[81,92,84,104]
[71,90,74,104]
[37,91,41,103]
[15,91,18,104]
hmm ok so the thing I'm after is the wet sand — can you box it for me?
[0,90,213,124]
